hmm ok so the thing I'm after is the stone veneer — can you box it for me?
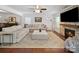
[60,23,79,37]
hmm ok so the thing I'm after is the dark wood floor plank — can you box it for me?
[0,48,70,53]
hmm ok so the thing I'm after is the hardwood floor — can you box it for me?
[0,31,71,53]
[53,31,65,40]
[0,48,72,53]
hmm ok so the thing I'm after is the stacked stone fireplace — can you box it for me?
[60,23,79,40]
[65,28,75,39]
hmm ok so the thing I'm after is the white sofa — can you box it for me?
[29,24,46,30]
[0,25,29,43]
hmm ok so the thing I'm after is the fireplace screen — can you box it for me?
[65,29,75,39]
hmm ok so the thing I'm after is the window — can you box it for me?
[56,16,60,28]
[25,17,31,24]
[54,16,60,33]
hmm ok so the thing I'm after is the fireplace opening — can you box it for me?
[65,28,75,39]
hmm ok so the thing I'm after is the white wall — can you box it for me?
[0,5,23,16]
[52,14,61,33]
[23,13,52,28]
[0,5,24,25]
[0,12,23,24]
[25,17,31,24]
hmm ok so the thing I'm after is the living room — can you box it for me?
[0,5,79,53]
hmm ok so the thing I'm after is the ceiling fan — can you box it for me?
[33,5,47,13]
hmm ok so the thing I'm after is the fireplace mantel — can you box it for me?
[60,24,79,29]
[60,23,79,36]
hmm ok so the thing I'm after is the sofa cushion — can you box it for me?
[2,25,23,32]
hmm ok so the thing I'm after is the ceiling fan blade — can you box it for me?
[41,8,47,10]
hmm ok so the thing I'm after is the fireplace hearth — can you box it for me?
[65,28,75,39]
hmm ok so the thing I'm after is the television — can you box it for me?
[60,7,79,22]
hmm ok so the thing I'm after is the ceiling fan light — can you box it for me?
[36,5,39,9]
[35,9,40,13]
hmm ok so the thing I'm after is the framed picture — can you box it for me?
[35,17,42,22]
[9,17,16,23]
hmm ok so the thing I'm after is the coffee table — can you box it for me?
[31,30,48,40]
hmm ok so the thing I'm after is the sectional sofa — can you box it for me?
[0,25,29,43]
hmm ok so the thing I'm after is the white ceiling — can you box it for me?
[7,5,70,15]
